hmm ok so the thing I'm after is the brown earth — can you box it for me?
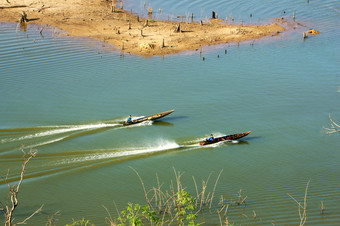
[0,0,287,57]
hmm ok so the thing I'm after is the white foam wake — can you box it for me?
[54,140,180,165]
[0,123,120,143]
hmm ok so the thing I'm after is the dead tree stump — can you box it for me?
[19,11,28,23]
[212,11,216,19]
[148,7,152,15]
[144,19,148,27]
[174,23,181,33]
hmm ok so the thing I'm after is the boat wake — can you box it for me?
[0,117,153,152]
[0,135,242,184]
[0,123,119,143]
[56,140,181,165]
[0,139,184,184]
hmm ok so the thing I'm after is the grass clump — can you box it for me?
[104,167,226,225]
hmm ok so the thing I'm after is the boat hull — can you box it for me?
[123,109,174,126]
[199,131,251,145]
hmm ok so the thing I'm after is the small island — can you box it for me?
[0,0,286,57]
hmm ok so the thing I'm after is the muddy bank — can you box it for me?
[0,0,286,56]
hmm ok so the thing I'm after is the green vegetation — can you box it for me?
[66,218,94,226]
[1,150,319,226]
[103,168,230,225]
[110,189,199,226]
[116,203,159,225]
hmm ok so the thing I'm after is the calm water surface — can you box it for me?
[0,0,339,225]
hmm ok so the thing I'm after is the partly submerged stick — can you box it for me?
[209,169,223,208]
[130,166,151,206]
[288,179,310,226]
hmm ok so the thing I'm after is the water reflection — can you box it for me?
[153,121,174,126]
[19,22,27,31]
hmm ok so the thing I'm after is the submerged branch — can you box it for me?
[288,179,310,226]
[16,204,44,225]
[324,113,340,134]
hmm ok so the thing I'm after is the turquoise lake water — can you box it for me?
[1,0,339,225]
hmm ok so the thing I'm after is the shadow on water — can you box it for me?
[164,116,189,122]
[242,136,260,141]
[153,121,174,126]
[234,140,249,145]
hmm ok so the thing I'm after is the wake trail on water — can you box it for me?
[0,123,120,143]
[0,137,239,184]
[55,140,181,165]
[0,117,155,152]
[41,137,233,167]
[0,140,183,185]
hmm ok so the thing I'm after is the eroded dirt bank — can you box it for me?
[0,0,286,56]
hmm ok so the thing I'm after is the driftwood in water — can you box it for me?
[303,32,307,39]
[306,29,320,35]
[324,114,340,134]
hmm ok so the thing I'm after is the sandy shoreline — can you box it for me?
[0,0,287,57]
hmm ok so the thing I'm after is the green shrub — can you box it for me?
[66,218,94,226]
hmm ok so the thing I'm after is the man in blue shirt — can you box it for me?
[207,134,214,142]
[127,115,132,123]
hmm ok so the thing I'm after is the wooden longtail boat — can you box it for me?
[199,131,251,145]
[123,109,174,126]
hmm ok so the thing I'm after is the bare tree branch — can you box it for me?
[0,5,27,9]
[0,148,41,226]
[103,204,116,226]
[324,114,340,134]
[45,210,61,226]
[129,166,151,207]
[288,179,310,226]
[15,204,44,225]
[329,114,340,128]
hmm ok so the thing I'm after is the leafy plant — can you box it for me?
[117,203,141,225]
[66,218,94,226]
[116,203,160,226]
[174,189,198,226]
[114,189,199,225]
